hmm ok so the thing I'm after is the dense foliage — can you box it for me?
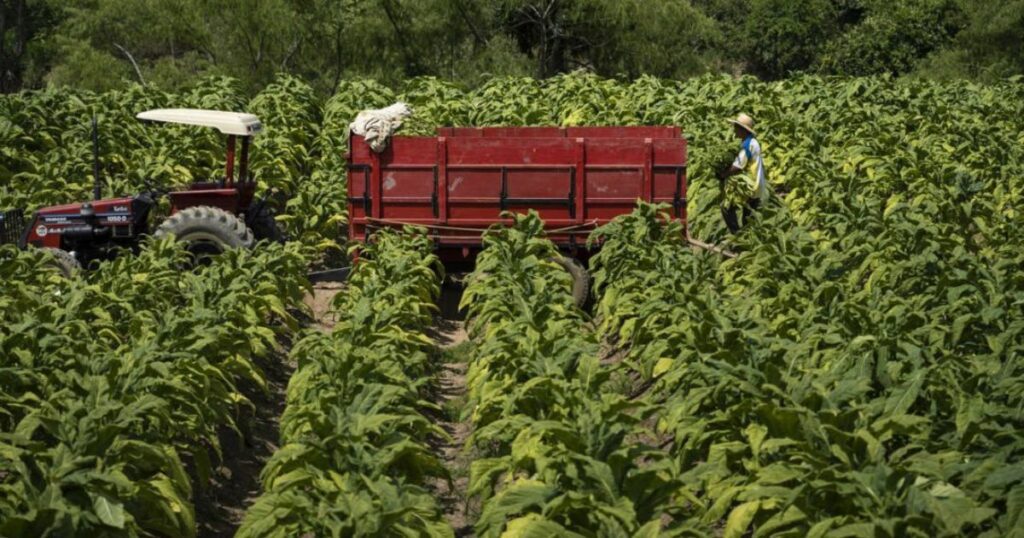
[459,212,686,536]
[238,228,451,537]
[2,70,1023,535]
[587,196,1024,534]
[577,71,1024,535]
[6,71,1020,254]
[3,0,1023,94]
[0,240,308,536]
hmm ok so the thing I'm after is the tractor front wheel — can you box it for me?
[42,248,80,278]
[155,206,254,259]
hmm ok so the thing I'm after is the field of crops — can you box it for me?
[0,240,308,535]
[2,72,1024,536]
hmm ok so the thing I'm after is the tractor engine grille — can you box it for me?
[0,208,26,246]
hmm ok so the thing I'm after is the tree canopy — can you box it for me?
[1,0,1021,94]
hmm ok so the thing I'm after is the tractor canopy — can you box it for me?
[138,109,261,195]
[136,109,262,136]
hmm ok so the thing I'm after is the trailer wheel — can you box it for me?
[553,255,590,308]
[42,248,80,278]
[155,206,254,259]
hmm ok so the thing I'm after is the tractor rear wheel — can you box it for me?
[42,248,80,278]
[553,255,590,308]
[155,206,254,259]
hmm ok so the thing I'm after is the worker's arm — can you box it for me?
[717,165,744,181]
[720,166,743,178]
[718,145,749,181]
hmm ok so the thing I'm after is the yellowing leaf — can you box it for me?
[724,500,760,538]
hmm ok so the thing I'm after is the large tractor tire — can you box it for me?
[42,247,80,278]
[552,255,590,308]
[155,206,254,259]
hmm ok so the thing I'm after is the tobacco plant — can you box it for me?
[237,227,452,537]
[0,240,308,537]
[460,212,689,537]
[590,200,1024,537]
[4,70,1024,537]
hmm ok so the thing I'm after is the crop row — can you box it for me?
[589,202,1024,536]
[6,74,1021,258]
[0,240,307,536]
[237,228,452,537]
[0,75,350,255]
[459,212,686,536]
[3,70,1023,537]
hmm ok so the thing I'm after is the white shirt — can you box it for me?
[732,136,768,200]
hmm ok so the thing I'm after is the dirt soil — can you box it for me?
[193,284,343,536]
[599,340,627,366]
[195,279,477,535]
[194,350,293,537]
[428,310,476,536]
[303,282,345,330]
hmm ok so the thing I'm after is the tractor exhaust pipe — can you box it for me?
[91,116,101,201]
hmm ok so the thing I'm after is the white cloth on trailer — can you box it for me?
[349,102,412,153]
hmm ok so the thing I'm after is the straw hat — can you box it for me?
[728,113,756,136]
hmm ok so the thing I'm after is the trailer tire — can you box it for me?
[553,255,590,308]
[155,206,254,259]
[42,248,80,278]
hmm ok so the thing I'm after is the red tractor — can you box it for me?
[0,109,284,274]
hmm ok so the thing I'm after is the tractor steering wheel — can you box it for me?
[142,178,170,199]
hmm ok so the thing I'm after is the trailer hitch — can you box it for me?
[307,266,352,283]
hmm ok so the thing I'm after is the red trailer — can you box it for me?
[347,126,687,260]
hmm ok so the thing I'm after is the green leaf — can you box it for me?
[724,500,760,538]
[653,357,674,377]
[883,370,924,415]
[1006,486,1024,533]
[828,522,876,537]
[270,468,314,491]
[92,494,127,529]
[501,514,586,538]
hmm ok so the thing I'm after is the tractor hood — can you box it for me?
[37,197,136,217]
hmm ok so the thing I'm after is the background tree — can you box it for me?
[1,0,1022,94]
[818,0,963,76]
[741,0,838,79]
[918,0,1024,82]
[0,0,59,92]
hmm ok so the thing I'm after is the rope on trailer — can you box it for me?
[548,221,601,233]
[363,217,600,235]
[363,218,494,234]
[363,216,738,259]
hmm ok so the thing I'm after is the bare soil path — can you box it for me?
[303,282,345,331]
[194,282,344,536]
[434,319,477,532]
[429,276,477,536]
[195,350,293,537]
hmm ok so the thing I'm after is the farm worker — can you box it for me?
[717,113,768,233]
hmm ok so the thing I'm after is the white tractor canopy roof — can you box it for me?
[136,109,262,136]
